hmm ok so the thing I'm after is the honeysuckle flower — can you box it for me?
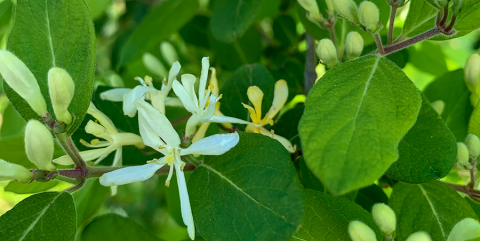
[54,102,144,167]
[191,67,233,143]
[99,99,240,240]
[48,67,75,124]
[0,50,48,117]
[242,80,295,153]
[25,120,56,171]
[173,57,253,138]
[0,159,33,183]
[100,62,182,116]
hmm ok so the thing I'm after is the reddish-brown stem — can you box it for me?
[388,5,398,46]
[383,28,441,55]
[439,6,449,27]
[374,34,385,55]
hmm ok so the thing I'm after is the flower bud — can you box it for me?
[316,39,338,68]
[298,0,322,21]
[465,54,480,94]
[457,142,470,164]
[346,31,364,60]
[0,159,33,183]
[372,203,396,235]
[142,52,167,77]
[470,93,480,107]
[25,120,55,171]
[453,0,465,14]
[332,0,359,23]
[48,68,75,125]
[359,1,380,32]
[465,134,480,157]
[325,0,334,11]
[0,50,47,117]
[406,231,432,241]
[447,218,480,241]
[431,100,445,116]
[348,221,377,241]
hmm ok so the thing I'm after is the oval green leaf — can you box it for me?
[0,192,76,241]
[188,132,305,241]
[4,181,58,194]
[4,0,96,135]
[386,94,457,183]
[389,181,478,240]
[299,55,422,195]
[289,189,383,241]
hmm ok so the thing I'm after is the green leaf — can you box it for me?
[275,103,304,149]
[466,198,480,219]
[354,184,388,212]
[210,26,263,70]
[299,55,422,195]
[0,103,25,138]
[389,181,478,240]
[117,0,198,67]
[210,0,265,42]
[0,192,76,241]
[84,0,110,20]
[298,157,325,192]
[4,181,58,194]
[188,132,305,241]
[73,179,110,229]
[401,0,438,39]
[220,64,276,121]
[5,0,96,135]
[81,214,163,241]
[386,94,457,183]
[424,70,472,141]
[0,135,34,168]
[408,41,448,76]
[289,189,383,241]
[273,15,297,47]
[179,15,211,49]
[296,3,329,40]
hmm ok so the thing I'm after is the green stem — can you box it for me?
[55,175,80,185]
[55,132,88,171]
[383,28,441,55]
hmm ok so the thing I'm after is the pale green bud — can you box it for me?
[346,31,364,60]
[48,67,75,125]
[372,203,396,235]
[316,39,338,68]
[332,0,359,23]
[406,231,432,241]
[325,0,334,11]
[465,134,480,157]
[457,142,470,164]
[348,221,377,241]
[142,52,167,77]
[465,54,480,94]
[298,0,322,21]
[160,42,179,66]
[359,1,380,32]
[0,50,48,117]
[447,218,480,241]
[431,100,445,116]
[453,0,465,14]
[0,159,33,183]
[470,93,480,107]
[25,120,55,171]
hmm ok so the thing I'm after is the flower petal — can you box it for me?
[246,86,264,120]
[198,57,210,108]
[166,61,181,89]
[181,132,239,156]
[123,85,156,117]
[180,74,198,105]
[173,79,198,114]
[99,163,165,186]
[265,79,288,119]
[53,146,116,165]
[207,115,256,126]
[199,94,217,123]
[192,122,211,143]
[100,88,131,102]
[138,109,166,152]
[135,99,181,147]
[175,163,195,240]
[210,67,219,96]
[165,97,184,108]
[87,102,118,134]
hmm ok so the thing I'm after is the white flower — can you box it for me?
[99,99,240,240]
[100,62,182,116]
[0,159,33,183]
[54,102,145,167]
[173,57,253,137]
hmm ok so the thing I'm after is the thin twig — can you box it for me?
[383,28,441,55]
[304,33,317,96]
[374,34,385,55]
[388,5,398,46]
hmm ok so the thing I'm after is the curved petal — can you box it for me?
[209,67,219,96]
[138,110,167,153]
[199,95,216,123]
[53,146,116,165]
[175,163,195,240]
[181,132,239,156]
[87,102,118,134]
[164,97,184,108]
[166,61,181,90]
[100,88,131,102]
[198,57,210,108]
[192,122,211,143]
[265,79,288,119]
[172,79,198,113]
[135,99,181,147]
[180,74,198,104]
[99,163,165,186]
[207,115,256,126]
[123,85,156,117]
[259,128,295,153]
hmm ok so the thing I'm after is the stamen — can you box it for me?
[144,76,153,86]
[165,181,170,187]
[166,155,175,165]
[180,163,186,172]
[134,76,146,86]
[147,158,158,164]
[91,139,100,145]
[80,139,90,147]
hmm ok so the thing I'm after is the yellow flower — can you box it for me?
[242,80,295,153]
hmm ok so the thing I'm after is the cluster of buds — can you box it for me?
[316,31,364,68]
[427,0,465,14]
[465,53,480,107]
[331,0,382,33]
[297,0,335,30]
[456,134,480,165]
[349,203,397,241]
